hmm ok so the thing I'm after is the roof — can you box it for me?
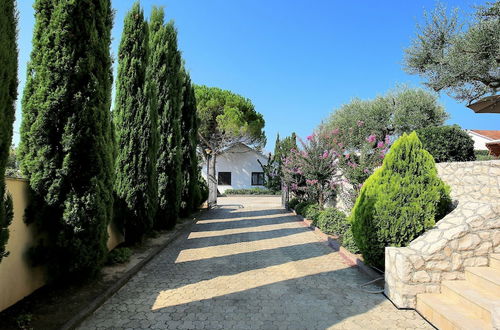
[469,130,500,140]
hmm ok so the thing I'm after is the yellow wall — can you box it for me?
[0,178,124,312]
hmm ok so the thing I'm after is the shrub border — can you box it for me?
[61,210,205,330]
[291,209,381,280]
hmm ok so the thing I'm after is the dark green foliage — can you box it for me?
[196,175,209,207]
[304,204,321,223]
[225,188,280,195]
[179,68,199,217]
[106,247,132,265]
[340,227,360,254]
[475,149,497,161]
[114,2,158,243]
[149,8,182,228]
[288,197,300,210]
[416,125,475,162]
[19,0,115,278]
[350,132,451,269]
[294,201,312,216]
[316,208,348,236]
[260,133,297,191]
[0,0,17,263]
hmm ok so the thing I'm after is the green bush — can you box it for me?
[474,150,497,161]
[288,197,300,209]
[295,201,312,216]
[340,227,360,254]
[416,125,475,162]
[225,188,280,195]
[316,208,348,236]
[304,204,321,223]
[198,175,209,206]
[106,247,132,265]
[351,132,451,269]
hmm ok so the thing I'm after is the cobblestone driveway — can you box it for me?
[79,196,431,330]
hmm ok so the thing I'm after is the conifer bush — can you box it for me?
[350,132,451,269]
[0,0,17,263]
[114,2,158,243]
[19,0,115,278]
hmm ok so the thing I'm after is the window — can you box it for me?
[218,172,231,185]
[251,172,265,186]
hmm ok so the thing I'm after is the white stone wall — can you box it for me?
[385,160,500,309]
[201,144,268,193]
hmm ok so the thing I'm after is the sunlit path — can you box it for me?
[79,196,431,330]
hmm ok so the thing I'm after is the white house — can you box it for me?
[201,143,268,194]
[466,130,500,150]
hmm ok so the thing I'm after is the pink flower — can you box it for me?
[345,153,350,159]
[306,179,318,185]
[357,120,364,127]
[385,135,390,145]
[337,142,343,148]
[367,134,377,143]
[348,161,358,168]
[307,134,314,141]
[377,141,384,148]
[363,168,370,174]
[332,128,339,135]
[291,183,298,191]
[322,150,329,159]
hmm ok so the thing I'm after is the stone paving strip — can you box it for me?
[78,196,432,330]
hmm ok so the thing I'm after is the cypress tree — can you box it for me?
[18,0,115,278]
[114,2,158,243]
[149,9,182,228]
[0,0,18,262]
[180,68,199,216]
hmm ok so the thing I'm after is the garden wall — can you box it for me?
[0,178,124,312]
[385,160,500,308]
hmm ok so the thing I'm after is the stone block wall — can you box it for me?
[385,160,500,309]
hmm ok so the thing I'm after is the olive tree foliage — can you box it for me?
[194,86,266,205]
[405,2,500,103]
[0,0,17,263]
[320,87,448,150]
[19,0,115,278]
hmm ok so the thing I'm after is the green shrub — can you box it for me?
[295,201,312,216]
[225,188,280,195]
[316,208,348,236]
[340,227,360,254]
[288,197,300,209]
[304,204,321,223]
[106,247,132,265]
[474,150,497,161]
[416,125,475,162]
[351,132,451,269]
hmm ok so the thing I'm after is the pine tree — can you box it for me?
[18,0,115,277]
[180,68,199,215]
[0,0,18,263]
[114,2,158,243]
[149,9,182,228]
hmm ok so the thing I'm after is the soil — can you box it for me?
[0,215,199,330]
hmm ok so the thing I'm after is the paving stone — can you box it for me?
[78,196,430,330]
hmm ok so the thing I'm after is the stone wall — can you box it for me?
[385,160,500,309]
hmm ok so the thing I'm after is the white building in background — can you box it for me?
[466,130,500,150]
[201,143,268,194]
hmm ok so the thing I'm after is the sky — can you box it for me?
[13,0,500,152]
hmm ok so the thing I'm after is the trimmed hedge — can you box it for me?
[225,188,280,195]
[304,204,321,224]
[416,125,475,162]
[350,132,451,269]
[294,201,312,216]
[316,208,348,236]
[288,197,300,209]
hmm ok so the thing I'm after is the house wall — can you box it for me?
[201,145,268,193]
[467,131,491,150]
[0,178,124,312]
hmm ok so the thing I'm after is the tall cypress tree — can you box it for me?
[149,8,182,229]
[18,0,115,278]
[114,2,157,243]
[0,0,18,262]
[180,67,199,216]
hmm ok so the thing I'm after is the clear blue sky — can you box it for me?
[13,0,500,151]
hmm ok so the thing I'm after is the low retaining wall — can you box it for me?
[0,178,124,312]
[385,160,500,308]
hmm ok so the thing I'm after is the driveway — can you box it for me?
[79,196,431,329]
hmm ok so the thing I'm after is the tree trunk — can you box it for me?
[208,153,217,207]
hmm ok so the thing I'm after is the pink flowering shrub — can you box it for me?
[282,134,340,207]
